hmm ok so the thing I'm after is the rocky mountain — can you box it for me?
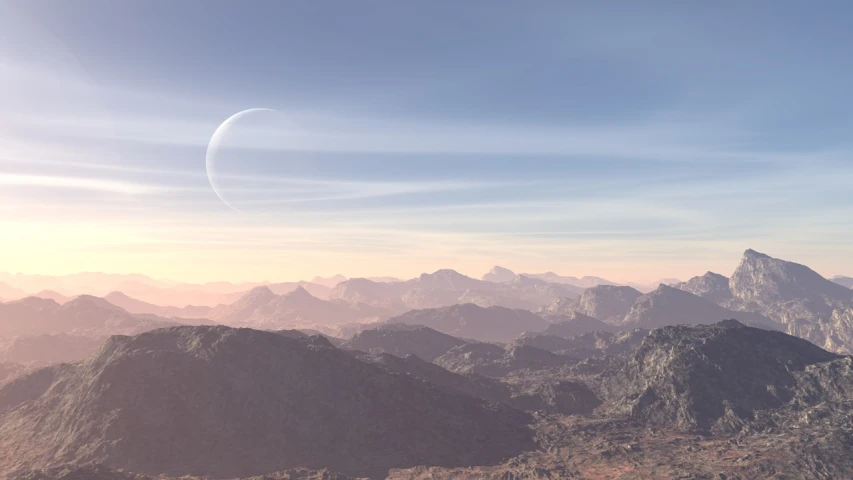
[353,351,512,404]
[674,271,733,303]
[343,324,469,361]
[621,284,781,330]
[434,343,577,377]
[599,320,845,433]
[0,326,533,478]
[208,286,389,329]
[512,329,648,360]
[543,285,643,323]
[482,266,518,283]
[388,303,548,343]
[833,275,853,289]
[730,249,853,323]
[0,295,178,338]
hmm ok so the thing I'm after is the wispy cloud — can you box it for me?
[0,173,161,195]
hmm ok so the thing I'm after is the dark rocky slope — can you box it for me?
[0,326,533,478]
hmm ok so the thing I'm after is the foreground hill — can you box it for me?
[0,326,533,478]
[388,303,548,343]
[599,320,844,432]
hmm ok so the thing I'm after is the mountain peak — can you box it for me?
[244,285,276,300]
[482,266,517,283]
[743,248,771,260]
[282,285,315,301]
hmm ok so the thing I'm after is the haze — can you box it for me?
[2,1,852,285]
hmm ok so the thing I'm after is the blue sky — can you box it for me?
[1,0,851,282]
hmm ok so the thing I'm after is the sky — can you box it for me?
[1,0,852,284]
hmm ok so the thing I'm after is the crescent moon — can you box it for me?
[205,108,276,211]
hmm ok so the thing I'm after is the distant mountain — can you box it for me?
[0,326,533,477]
[31,290,72,304]
[543,285,643,323]
[600,320,843,433]
[309,274,348,288]
[104,291,213,320]
[208,286,389,329]
[0,362,26,386]
[522,272,616,288]
[833,275,853,289]
[0,272,267,306]
[343,324,468,361]
[0,295,178,338]
[1,333,106,367]
[482,266,518,283]
[265,282,332,299]
[366,276,402,283]
[730,249,853,322]
[722,249,853,353]
[674,272,733,303]
[389,303,548,343]
[329,269,582,313]
[540,312,619,337]
[621,284,781,330]
[0,282,26,301]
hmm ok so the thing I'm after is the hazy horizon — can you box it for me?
[3,1,852,284]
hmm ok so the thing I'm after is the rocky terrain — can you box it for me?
[0,326,533,478]
[4,250,853,479]
[6,318,853,480]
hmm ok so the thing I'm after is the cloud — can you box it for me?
[0,173,161,195]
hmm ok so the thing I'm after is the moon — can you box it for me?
[205,108,276,211]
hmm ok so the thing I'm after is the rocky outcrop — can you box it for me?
[434,343,577,377]
[729,249,853,323]
[600,320,842,432]
[674,271,734,303]
[545,285,643,323]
